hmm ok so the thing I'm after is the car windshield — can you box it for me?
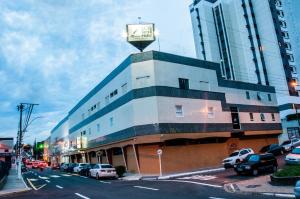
[229,152,239,157]
[101,164,113,168]
[79,164,86,166]
[270,144,278,149]
[281,140,291,145]
[246,154,260,162]
[292,148,300,155]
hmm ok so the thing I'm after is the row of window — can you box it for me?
[246,91,272,101]
[250,113,276,122]
[81,83,128,121]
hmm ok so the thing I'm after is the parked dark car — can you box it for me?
[60,163,69,172]
[260,144,284,156]
[79,163,95,176]
[234,153,278,176]
[66,163,78,173]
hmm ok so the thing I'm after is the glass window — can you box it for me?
[287,127,300,139]
[249,113,254,121]
[109,117,114,127]
[100,164,113,168]
[247,154,260,162]
[268,94,272,101]
[175,105,184,117]
[179,78,189,90]
[260,113,265,121]
[97,124,100,133]
[257,92,262,100]
[229,152,239,157]
[246,91,250,99]
[271,113,275,121]
[208,107,214,118]
[122,83,128,94]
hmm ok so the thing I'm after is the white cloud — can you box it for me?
[2,10,34,30]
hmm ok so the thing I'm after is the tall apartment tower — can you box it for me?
[190,0,300,140]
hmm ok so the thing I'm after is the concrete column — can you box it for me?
[121,147,127,171]
[132,144,140,174]
[105,149,109,164]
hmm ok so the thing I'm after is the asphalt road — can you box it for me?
[0,168,280,199]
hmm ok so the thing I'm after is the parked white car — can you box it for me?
[281,138,300,152]
[73,163,87,173]
[89,164,117,179]
[285,147,300,165]
[222,148,254,168]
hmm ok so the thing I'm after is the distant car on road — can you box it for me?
[66,163,78,173]
[260,144,284,156]
[281,138,300,152]
[89,164,117,179]
[32,161,39,169]
[79,164,95,176]
[222,148,254,168]
[73,163,87,173]
[285,147,300,165]
[234,153,278,176]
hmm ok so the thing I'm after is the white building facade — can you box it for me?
[190,0,300,142]
[50,51,282,174]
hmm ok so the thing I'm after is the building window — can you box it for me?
[208,107,214,118]
[249,113,254,121]
[279,20,287,28]
[109,117,114,127]
[271,113,275,121]
[122,83,128,94]
[97,124,100,133]
[260,113,265,121]
[267,94,272,101]
[257,92,262,101]
[97,102,100,110]
[105,95,109,105]
[179,78,189,90]
[246,91,250,99]
[287,54,294,62]
[281,31,289,39]
[175,105,184,117]
[285,42,292,50]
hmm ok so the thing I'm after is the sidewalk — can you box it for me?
[224,175,294,195]
[0,165,31,196]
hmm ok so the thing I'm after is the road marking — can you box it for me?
[27,179,38,190]
[80,176,88,178]
[160,180,222,188]
[38,176,50,180]
[75,193,90,199]
[72,174,80,176]
[27,178,38,182]
[61,174,72,177]
[133,186,159,191]
[99,180,111,184]
[178,175,217,181]
[45,180,50,183]
[209,197,226,199]
[56,185,63,189]
[275,193,295,198]
[50,175,61,178]
[36,184,47,190]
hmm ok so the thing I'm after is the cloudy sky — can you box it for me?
[0,0,195,144]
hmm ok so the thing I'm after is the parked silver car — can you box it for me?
[281,138,300,152]
[295,180,300,199]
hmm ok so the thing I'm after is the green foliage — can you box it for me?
[274,165,300,177]
[115,165,126,177]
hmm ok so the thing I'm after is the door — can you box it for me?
[230,107,241,129]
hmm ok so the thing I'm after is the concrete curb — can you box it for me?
[0,188,31,197]
[224,183,295,198]
[158,168,225,180]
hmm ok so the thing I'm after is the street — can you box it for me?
[0,168,280,199]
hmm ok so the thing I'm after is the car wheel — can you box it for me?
[252,169,258,176]
[96,173,100,180]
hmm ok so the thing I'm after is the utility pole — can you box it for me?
[16,103,39,179]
